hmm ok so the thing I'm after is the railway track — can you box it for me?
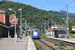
[44,37,75,50]
[33,37,75,50]
[33,39,60,50]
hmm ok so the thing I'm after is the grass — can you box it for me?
[47,38,52,40]
[42,38,45,40]
[58,40,65,46]
[41,34,46,38]
[46,45,49,47]
[34,40,41,50]
[70,36,75,38]
[55,42,58,46]
[61,48,72,50]
[36,44,41,50]
[74,46,75,49]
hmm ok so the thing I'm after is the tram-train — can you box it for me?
[32,29,40,39]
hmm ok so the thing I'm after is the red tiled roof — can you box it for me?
[53,24,65,28]
[53,24,63,27]
[46,28,54,31]
[50,28,54,30]
[46,25,65,31]
[72,25,75,28]
[0,10,4,11]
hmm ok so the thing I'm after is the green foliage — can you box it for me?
[1,0,10,1]
[70,36,75,38]
[46,45,49,47]
[70,30,75,33]
[74,46,75,49]
[0,1,64,29]
[47,38,52,40]
[41,35,46,38]
[49,11,75,33]
[61,48,72,50]
[36,44,41,50]
[58,40,65,46]
[69,33,72,35]
[55,42,58,46]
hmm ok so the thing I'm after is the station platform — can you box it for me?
[0,36,36,50]
[27,36,36,50]
[46,36,75,44]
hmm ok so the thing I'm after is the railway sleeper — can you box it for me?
[40,39,61,50]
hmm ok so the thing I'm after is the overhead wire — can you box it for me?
[56,0,75,11]
[68,0,75,5]
[42,0,48,9]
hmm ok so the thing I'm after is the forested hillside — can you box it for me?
[0,1,75,32]
[48,10,75,31]
[48,10,75,20]
[0,1,64,28]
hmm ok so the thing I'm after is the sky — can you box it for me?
[11,0,75,13]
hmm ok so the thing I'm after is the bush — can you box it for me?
[55,42,58,46]
[58,40,65,46]
[41,34,46,38]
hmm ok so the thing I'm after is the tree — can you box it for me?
[1,0,10,1]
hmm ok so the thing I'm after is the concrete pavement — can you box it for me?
[0,37,28,50]
[27,36,36,50]
[0,36,36,50]
[47,36,75,43]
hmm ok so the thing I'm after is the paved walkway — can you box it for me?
[0,37,28,50]
[27,36,36,50]
[47,36,75,43]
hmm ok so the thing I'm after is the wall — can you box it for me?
[5,14,10,26]
[72,28,75,31]
[9,14,18,25]
[0,14,4,23]
[0,25,7,37]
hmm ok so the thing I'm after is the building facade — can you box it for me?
[0,10,10,37]
[0,10,18,37]
[72,25,75,31]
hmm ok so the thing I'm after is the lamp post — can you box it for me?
[18,8,22,38]
[8,8,17,42]
[25,20,27,36]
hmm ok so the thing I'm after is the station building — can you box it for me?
[46,24,66,38]
[0,10,18,37]
[72,25,75,31]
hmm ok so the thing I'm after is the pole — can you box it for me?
[48,20,49,29]
[14,11,17,42]
[66,4,69,38]
[51,20,53,35]
[8,28,9,38]
[62,23,64,26]
[20,8,22,38]
[25,20,27,36]
[44,21,46,34]
[44,23,45,34]
[41,24,42,31]
[51,20,53,27]
[28,23,29,34]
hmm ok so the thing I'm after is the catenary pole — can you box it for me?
[66,4,69,38]
[20,8,22,38]
[14,11,17,42]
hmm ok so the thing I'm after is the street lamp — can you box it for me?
[18,8,22,39]
[8,8,17,42]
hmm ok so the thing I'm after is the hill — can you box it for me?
[48,10,75,20]
[59,10,75,16]
[0,1,64,28]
